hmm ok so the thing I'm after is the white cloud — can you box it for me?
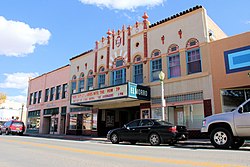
[0,72,39,90]
[7,95,27,104]
[245,20,250,24]
[0,16,51,57]
[79,0,165,10]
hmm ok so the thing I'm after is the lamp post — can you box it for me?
[20,103,24,121]
[159,71,166,121]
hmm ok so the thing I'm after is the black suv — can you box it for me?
[0,120,25,135]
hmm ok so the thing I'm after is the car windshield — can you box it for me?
[155,120,173,126]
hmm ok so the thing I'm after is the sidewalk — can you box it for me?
[24,133,107,141]
[24,133,250,147]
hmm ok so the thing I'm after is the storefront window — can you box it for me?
[92,113,97,131]
[82,112,92,130]
[151,107,163,120]
[69,114,77,130]
[221,89,249,112]
[50,117,58,133]
[27,117,40,130]
[168,104,204,129]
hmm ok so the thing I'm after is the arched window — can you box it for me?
[150,49,162,81]
[167,44,181,78]
[78,73,85,92]
[167,44,179,55]
[133,55,143,84]
[99,66,105,73]
[186,38,202,74]
[186,38,199,49]
[151,49,161,58]
[87,70,94,91]
[134,55,142,63]
[98,67,105,88]
[71,75,77,93]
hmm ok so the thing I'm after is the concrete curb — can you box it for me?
[24,133,250,147]
[24,133,107,142]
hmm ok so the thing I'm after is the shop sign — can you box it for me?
[71,84,127,104]
[71,82,150,104]
[128,82,150,101]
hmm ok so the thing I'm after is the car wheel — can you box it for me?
[231,138,245,150]
[149,133,161,146]
[110,133,119,144]
[0,130,2,135]
[210,128,232,149]
[19,132,23,136]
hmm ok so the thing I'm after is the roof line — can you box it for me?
[29,64,70,81]
[70,49,93,61]
[149,5,203,28]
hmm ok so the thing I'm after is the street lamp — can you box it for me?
[159,71,166,121]
[20,103,24,121]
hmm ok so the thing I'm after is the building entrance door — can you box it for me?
[76,114,83,135]
[97,106,140,136]
[175,107,184,125]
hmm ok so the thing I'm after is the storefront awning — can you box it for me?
[70,82,150,106]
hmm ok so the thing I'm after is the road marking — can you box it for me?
[0,138,247,167]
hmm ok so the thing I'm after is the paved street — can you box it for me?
[0,135,249,167]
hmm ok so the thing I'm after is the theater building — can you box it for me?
[68,6,228,136]
[26,65,70,134]
[209,32,250,114]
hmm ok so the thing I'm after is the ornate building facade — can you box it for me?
[26,6,249,137]
[68,6,227,136]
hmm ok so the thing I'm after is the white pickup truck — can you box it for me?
[201,98,250,149]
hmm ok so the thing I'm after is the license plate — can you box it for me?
[16,128,20,130]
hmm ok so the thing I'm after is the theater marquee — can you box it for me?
[71,82,150,105]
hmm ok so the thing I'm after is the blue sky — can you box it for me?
[0,0,249,104]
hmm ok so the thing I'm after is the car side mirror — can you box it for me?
[124,125,130,130]
[238,106,243,113]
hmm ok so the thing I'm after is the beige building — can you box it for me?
[68,6,228,136]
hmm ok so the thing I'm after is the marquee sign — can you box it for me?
[71,82,150,105]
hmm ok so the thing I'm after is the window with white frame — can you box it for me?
[62,84,67,99]
[56,85,61,100]
[38,90,42,103]
[78,73,85,92]
[151,50,162,81]
[151,59,162,81]
[98,67,105,88]
[71,75,77,93]
[186,39,201,74]
[111,59,126,85]
[33,92,37,104]
[133,64,143,84]
[133,55,143,84]
[50,87,55,101]
[87,70,93,90]
[44,89,49,102]
[29,93,33,105]
[168,54,181,78]
[112,69,126,85]
[98,74,105,88]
